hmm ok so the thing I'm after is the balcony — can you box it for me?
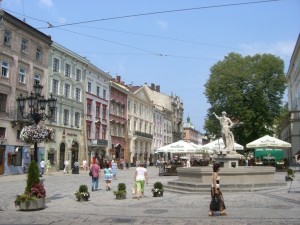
[89,139,108,147]
[134,131,153,139]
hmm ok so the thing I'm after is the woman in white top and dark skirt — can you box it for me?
[208,163,227,216]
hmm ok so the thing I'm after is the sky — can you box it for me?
[2,0,299,133]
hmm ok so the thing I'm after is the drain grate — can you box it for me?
[144,209,168,214]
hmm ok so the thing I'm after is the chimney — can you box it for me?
[156,85,160,92]
[151,83,155,90]
[116,75,121,83]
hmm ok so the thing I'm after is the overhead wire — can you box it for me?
[35,0,280,29]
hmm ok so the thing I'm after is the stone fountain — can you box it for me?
[165,112,287,193]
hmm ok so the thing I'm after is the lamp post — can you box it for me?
[16,80,57,162]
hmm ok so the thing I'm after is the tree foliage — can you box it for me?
[204,53,286,146]
[25,161,40,194]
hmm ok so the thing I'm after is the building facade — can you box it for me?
[183,116,199,144]
[109,76,128,162]
[85,63,111,167]
[0,10,52,175]
[127,84,154,165]
[45,42,88,171]
[280,34,300,165]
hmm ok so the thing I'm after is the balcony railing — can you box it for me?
[134,131,153,139]
[88,139,108,147]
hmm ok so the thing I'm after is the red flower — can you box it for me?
[30,183,46,198]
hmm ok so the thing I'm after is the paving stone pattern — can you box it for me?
[0,167,299,225]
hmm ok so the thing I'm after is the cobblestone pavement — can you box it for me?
[0,167,299,225]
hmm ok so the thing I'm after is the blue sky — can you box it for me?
[2,0,299,133]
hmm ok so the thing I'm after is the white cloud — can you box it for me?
[57,17,66,24]
[39,0,53,8]
[240,40,295,57]
[157,20,168,30]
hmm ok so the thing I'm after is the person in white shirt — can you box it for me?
[82,159,87,171]
[134,162,148,199]
[40,159,45,175]
[64,160,69,173]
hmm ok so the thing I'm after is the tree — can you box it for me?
[204,52,286,146]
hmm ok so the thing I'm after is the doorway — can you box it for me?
[59,143,65,170]
[0,146,4,175]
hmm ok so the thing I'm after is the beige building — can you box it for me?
[0,10,52,175]
[127,84,154,164]
[45,42,88,171]
[280,34,300,166]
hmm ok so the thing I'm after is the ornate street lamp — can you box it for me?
[16,80,57,162]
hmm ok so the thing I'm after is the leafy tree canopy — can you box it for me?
[204,52,286,146]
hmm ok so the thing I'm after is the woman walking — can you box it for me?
[208,163,227,216]
[134,161,148,200]
[104,163,113,191]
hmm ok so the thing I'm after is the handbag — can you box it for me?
[89,165,93,176]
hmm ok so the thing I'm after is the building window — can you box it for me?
[121,107,124,117]
[21,38,28,53]
[96,104,100,118]
[0,94,7,112]
[140,105,143,116]
[51,108,57,122]
[103,89,106,100]
[52,79,59,95]
[64,83,70,98]
[134,120,136,131]
[87,124,91,139]
[19,68,26,83]
[87,102,91,115]
[88,82,91,93]
[75,88,81,101]
[102,105,107,119]
[4,30,11,46]
[65,63,71,77]
[76,69,81,81]
[102,125,106,139]
[95,126,100,139]
[34,73,41,82]
[128,100,131,112]
[53,58,59,72]
[1,61,9,78]
[128,119,131,131]
[97,86,100,96]
[36,47,43,62]
[134,102,137,114]
[63,109,69,125]
[0,127,6,138]
[75,112,80,128]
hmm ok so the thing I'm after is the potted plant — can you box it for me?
[74,184,90,201]
[152,181,164,197]
[14,161,46,210]
[113,183,126,199]
[285,168,295,181]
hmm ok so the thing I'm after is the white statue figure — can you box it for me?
[213,111,235,152]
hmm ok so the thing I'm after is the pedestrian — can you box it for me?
[186,159,191,167]
[40,159,45,175]
[64,160,69,173]
[104,163,112,191]
[134,161,148,200]
[111,160,118,179]
[208,163,227,216]
[90,158,100,191]
[46,160,52,175]
[82,159,87,171]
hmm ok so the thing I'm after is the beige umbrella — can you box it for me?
[246,135,291,149]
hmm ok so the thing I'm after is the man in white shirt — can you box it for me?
[40,159,45,175]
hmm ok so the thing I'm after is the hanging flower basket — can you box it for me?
[20,124,54,144]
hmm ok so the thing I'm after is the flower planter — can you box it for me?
[115,193,126,200]
[19,198,45,211]
[153,192,163,197]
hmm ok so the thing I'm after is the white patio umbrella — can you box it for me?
[246,135,291,149]
[201,138,244,151]
[156,140,201,154]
